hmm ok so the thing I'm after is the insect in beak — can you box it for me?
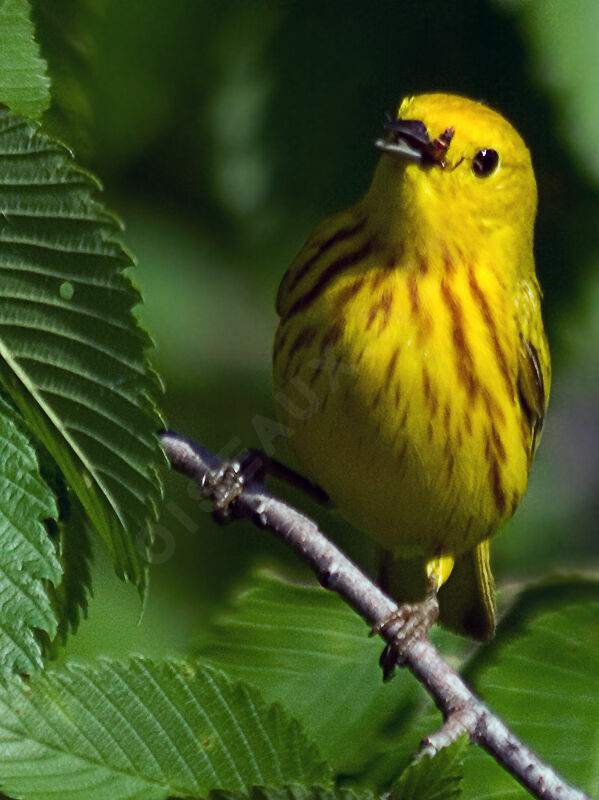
[376,119,455,167]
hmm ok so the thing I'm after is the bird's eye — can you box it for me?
[472,149,499,177]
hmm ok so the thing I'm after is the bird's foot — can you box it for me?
[202,448,329,522]
[202,460,246,522]
[373,595,440,681]
[203,448,329,522]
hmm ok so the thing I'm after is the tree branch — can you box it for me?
[161,430,591,800]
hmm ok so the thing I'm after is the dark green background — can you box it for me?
[36,0,598,662]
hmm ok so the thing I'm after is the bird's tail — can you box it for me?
[437,540,496,640]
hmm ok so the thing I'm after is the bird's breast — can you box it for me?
[273,256,530,557]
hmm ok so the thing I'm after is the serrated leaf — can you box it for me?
[211,786,378,800]
[198,571,428,779]
[29,438,94,648]
[0,107,165,592]
[0,657,332,800]
[390,736,468,800]
[0,395,60,673]
[0,0,50,118]
[460,581,599,799]
[50,505,93,642]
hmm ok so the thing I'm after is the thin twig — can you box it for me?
[160,430,592,800]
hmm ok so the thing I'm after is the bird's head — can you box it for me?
[367,93,537,259]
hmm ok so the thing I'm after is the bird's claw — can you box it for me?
[201,449,271,523]
[372,595,440,681]
[202,461,246,522]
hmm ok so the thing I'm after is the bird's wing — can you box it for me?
[515,277,551,460]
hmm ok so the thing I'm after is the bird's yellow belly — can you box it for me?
[273,266,530,559]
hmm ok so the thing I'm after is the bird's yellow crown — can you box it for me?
[367,94,537,271]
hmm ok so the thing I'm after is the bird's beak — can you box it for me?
[375,119,431,162]
[375,119,454,167]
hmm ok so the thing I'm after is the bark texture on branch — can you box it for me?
[160,430,591,800]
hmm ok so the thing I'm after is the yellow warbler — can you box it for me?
[272,93,550,639]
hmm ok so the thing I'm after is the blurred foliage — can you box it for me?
[29,0,596,691]
[462,578,599,797]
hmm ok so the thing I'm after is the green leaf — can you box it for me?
[198,570,430,779]
[460,579,599,799]
[0,0,50,118]
[0,107,165,592]
[30,438,94,647]
[389,736,469,800]
[211,786,377,800]
[50,505,93,643]
[29,0,98,156]
[0,657,332,800]
[0,394,60,673]
[390,736,469,800]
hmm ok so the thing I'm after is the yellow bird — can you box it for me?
[272,93,550,640]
